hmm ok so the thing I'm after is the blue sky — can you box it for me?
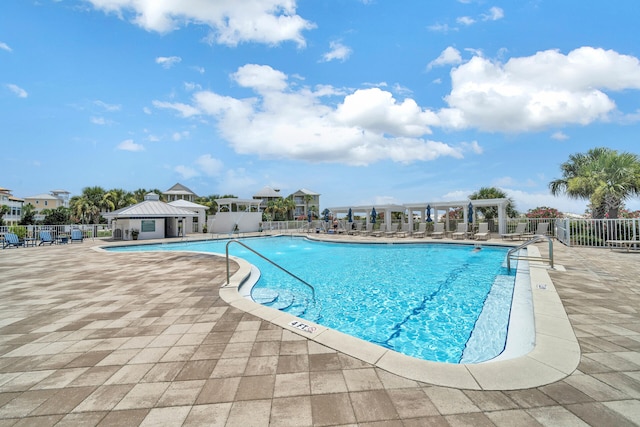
[2,0,640,214]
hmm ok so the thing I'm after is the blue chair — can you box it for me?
[2,232,24,249]
[39,231,55,246]
[71,230,84,243]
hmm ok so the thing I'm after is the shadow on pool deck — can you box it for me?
[0,235,639,426]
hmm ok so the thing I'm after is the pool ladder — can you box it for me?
[506,235,554,272]
[225,239,316,300]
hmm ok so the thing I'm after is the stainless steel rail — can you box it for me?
[507,235,554,272]
[225,239,316,300]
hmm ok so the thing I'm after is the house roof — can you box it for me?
[103,200,197,218]
[292,188,320,196]
[25,193,60,200]
[164,183,197,196]
[168,199,208,209]
[253,186,282,198]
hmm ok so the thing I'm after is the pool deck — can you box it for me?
[1,234,639,426]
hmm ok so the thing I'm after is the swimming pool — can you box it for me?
[107,236,526,364]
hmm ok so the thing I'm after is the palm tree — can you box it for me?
[549,147,640,218]
[103,189,136,212]
[469,187,518,219]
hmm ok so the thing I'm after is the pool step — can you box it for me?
[267,289,295,310]
[252,288,320,321]
[251,288,279,304]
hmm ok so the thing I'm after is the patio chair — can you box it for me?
[474,223,490,240]
[523,222,550,239]
[347,222,361,235]
[451,223,468,240]
[431,223,445,239]
[384,223,400,237]
[2,232,24,249]
[396,223,411,238]
[39,231,55,246]
[371,223,387,237]
[358,223,373,236]
[71,229,84,243]
[501,223,527,240]
[412,222,427,238]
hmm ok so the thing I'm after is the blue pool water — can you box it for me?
[107,236,518,363]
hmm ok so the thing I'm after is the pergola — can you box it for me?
[328,198,511,234]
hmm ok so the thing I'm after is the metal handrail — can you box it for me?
[507,234,554,272]
[225,239,316,300]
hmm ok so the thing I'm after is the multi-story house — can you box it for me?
[163,183,198,202]
[290,188,321,218]
[0,187,24,226]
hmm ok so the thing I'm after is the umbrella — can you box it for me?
[371,207,377,224]
[426,204,432,222]
[468,202,473,223]
[307,211,312,223]
[323,210,330,222]
[347,208,353,223]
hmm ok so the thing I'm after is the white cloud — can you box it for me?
[156,56,182,69]
[179,64,469,166]
[551,131,569,140]
[85,0,315,47]
[481,7,504,21]
[7,84,27,98]
[90,116,110,125]
[461,140,483,154]
[94,100,121,111]
[440,46,640,132]
[191,66,205,74]
[456,16,475,26]
[427,23,457,33]
[174,165,198,179]
[152,100,201,117]
[172,131,190,141]
[195,154,224,176]
[117,139,144,152]
[0,42,12,52]
[321,41,352,62]
[428,46,462,69]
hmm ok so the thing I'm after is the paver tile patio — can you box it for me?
[0,236,638,425]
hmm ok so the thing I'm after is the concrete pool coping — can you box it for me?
[218,237,581,390]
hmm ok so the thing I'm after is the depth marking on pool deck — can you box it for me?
[220,243,580,391]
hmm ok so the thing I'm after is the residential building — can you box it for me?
[163,183,198,202]
[290,188,320,218]
[252,186,283,211]
[0,187,24,226]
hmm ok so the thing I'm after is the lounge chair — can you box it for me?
[371,223,387,237]
[523,222,549,239]
[348,222,362,235]
[39,231,55,246]
[396,223,411,238]
[451,223,468,240]
[71,229,84,243]
[384,223,400,237]
[412,222,427,238]
[431,223,445,239]
[358,223,373,236]
[474,223,490,240]
[606,239,640,252]
[2,232,24,249]
[501,223,527,240]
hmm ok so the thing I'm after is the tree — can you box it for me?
[526,206,562,219]
[18,203,37,225]
[103,188,136,211]
[469,187,518,219]
[549,147,640,219]
[43,206,71,225]
[0,204,10,226]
